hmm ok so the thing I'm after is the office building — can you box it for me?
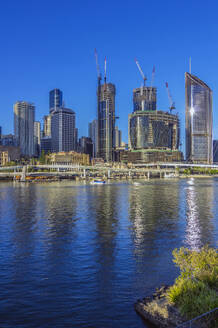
[133,86,157,112]
[49,88,63,112]
[14,101,35,157]
[34,121,41,156]
[213,140,218,163]
[1,134,16,146]
[185,72,213,164]
[41,137,52,154]
[79,136,93,158]
[43,114,52,137]
[114,126,122,148]
[97,83,116,161]
[88,119,98,157]
[51,107,76,152]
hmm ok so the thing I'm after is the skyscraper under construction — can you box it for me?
[95,53,116,162]
[133,86,157,111]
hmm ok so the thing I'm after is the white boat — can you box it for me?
[164,173,176,178]
[90,179,106,185]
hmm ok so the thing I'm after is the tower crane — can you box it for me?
[165,82,176,113]
[150,65,155,88]
[94,48,102,86]
[149,65,155,102]
[104,56,107,84]
[135,58,147,86]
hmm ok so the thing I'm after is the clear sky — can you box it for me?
[1,0,218,151]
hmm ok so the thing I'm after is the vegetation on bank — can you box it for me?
[167,246,218,326]
[183,167,218,175]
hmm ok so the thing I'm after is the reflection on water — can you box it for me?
[0,179,217,328]
[185,178,214,250]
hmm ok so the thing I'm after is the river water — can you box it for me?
[0,178,217,328]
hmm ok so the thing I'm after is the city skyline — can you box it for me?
[1,0,218,152]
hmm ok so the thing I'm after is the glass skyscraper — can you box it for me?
[49,88,63,112]
[185,73,213,163]
[51,107,76,152]
[14,101,35,157]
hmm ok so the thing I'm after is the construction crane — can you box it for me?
[150,65,155,88]
[149,65,155,102]
[94,48,102,86]
[104,56,107,84]
[135,58,147,86]
[165,82,176,113]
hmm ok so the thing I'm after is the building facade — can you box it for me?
[14,101,35,157]
[48,151,90,166]
[185,73,213,164]
[1,134,16,146]
[128,110,180,151]
[133,86,157,112]
[97,83,116,161]
[43,114,52,137]
[49,88,63,112]
[51,107,76,152]
[114,126,122,148]
[41,137,52,154]
[213,140,218,163]
[79,136,93,158]
[88,119,98,157]
[0,146,21,165]
[34,121,41,157]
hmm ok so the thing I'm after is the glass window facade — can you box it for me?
[49,89,63,112]
[128,111,179,150]
[185,73,212,163]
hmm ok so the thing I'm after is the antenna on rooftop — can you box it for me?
[189,57,192,74]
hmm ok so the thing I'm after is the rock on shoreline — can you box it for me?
[135,286,185,328]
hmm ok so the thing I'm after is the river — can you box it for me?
[0,178,217,327]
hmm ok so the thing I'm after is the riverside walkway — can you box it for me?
[0,162,218,180]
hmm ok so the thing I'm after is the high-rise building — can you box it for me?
[79,136,93,158]
[114,126,122,148]
[34,121,41,156]
[49,88,63,112]
[133,86,157,112]
[97,83,116,161]
[41,137,52,154]
[1,134,16,146]
[14,101,35,157]
[213,140,218,163]
[185,73,213,163]
[88,119,98,157]
[51,107,76,152]
[43,114,52,137]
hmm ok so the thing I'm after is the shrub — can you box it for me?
[167,246,218,324]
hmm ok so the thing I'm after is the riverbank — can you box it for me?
[135,247,218,328]
[135,286,184,327]
[0,173,218,182]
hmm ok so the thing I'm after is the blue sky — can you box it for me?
[0,0,218,151]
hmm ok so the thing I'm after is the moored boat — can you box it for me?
[90,179,106,185]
